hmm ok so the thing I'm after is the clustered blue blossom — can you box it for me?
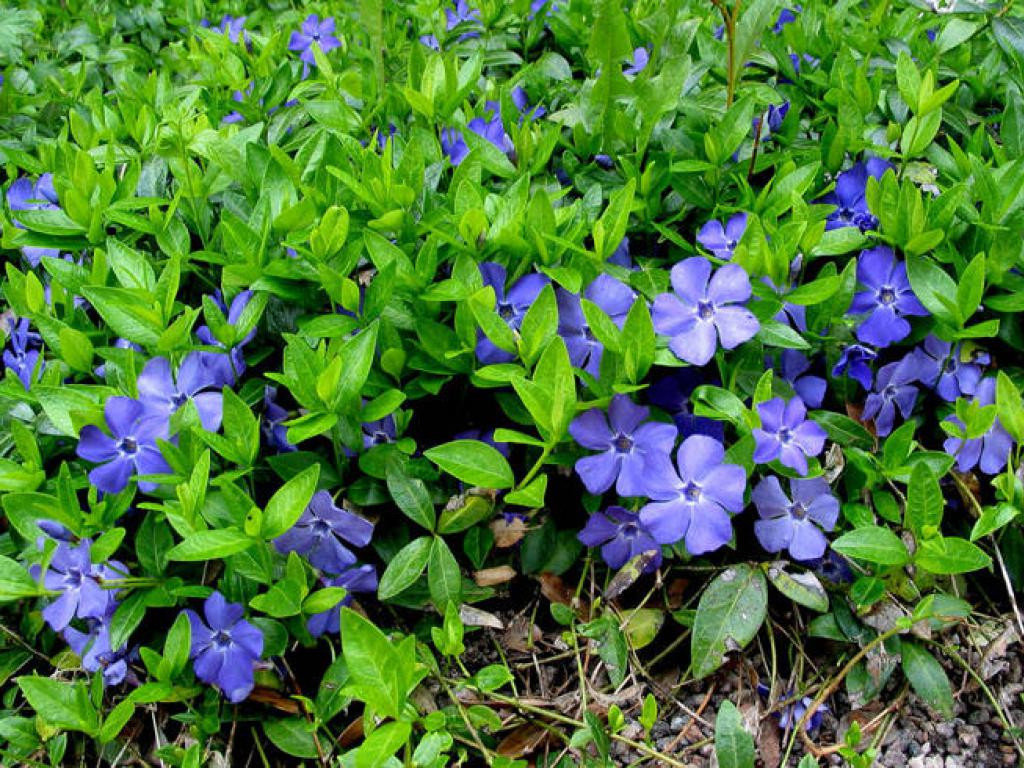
[184,592,264,702]
[2,315,44,389]
[72,290,259,495]
[4,1,1019,723]
[33,534,133,686]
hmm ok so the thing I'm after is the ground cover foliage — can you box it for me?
[2,0,1024,765]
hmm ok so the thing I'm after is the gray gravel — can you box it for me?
[604,643,1024,767]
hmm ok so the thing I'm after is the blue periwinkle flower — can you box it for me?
[862,359,919,437]
[578,506,662,572]
[475,262,549,364]
[639,434,746,555]
[849,246,928,348]
[608,236,632,266]
[40,541,122,632]
[818,157,892,232]
[184,592,264,703]
[446,0,482,37]
[754,102,790,140]
[696,213,747,260]
[274,490,374,573]
[569,395,677,496]
[557,274,636,378]
[3,316,43,389]
[753,476,838,561]
[623,47,649,76]
[832,344,876,390]
[757,684,828,732]
[136,353,224,433]
[202,14,248,45]
[778,350,825,409]
[6,174,61,266]
[76,397,173,494]
[773,6,801,34]
[306,565,379,636]
[570,395,677,497]
[752,397,826,475]
[196,290,255,386]
[442,103,513,166]
[913,336,988,402]
[288,15,341,67]
[64,604,131,686]
[263,385,296,453]
[362,414,397,449]
[652,257,760,367]
[943,377,1015,475]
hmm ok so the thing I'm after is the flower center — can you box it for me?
[878,286,896,306]
[371,430,391,445]
[726,239,737,250]
[118,437,138,455]
[313,519,331,536]
[213,630,232,648]
[584,326,597,343]
[65,568,83,587]
[856,213,878,231]
[697,300,715,321]
[172,391,189,407]
[944,358,957,373]
[497,302,515,321]
[613,433,633,453]
[778,427,793,444]
[620,522,638,539]
[682,481,701,502]
[883,384,897,400]
[789,502,807,520]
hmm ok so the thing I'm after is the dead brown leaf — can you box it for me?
[503,614,543,653]
[474,565,517,587]
[246,687,301,714]
[666,577,689,610]
[337,717,364,748]
[539,573,590,620]
[496,724,549,758]
[460,604,504,630]
[491,516,528,548]
[974,617,1022,680]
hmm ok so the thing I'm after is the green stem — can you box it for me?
[516,444,552,490]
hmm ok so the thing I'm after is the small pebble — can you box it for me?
[968,709,990,725]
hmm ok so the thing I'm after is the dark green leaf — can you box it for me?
[691,565,767,679]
